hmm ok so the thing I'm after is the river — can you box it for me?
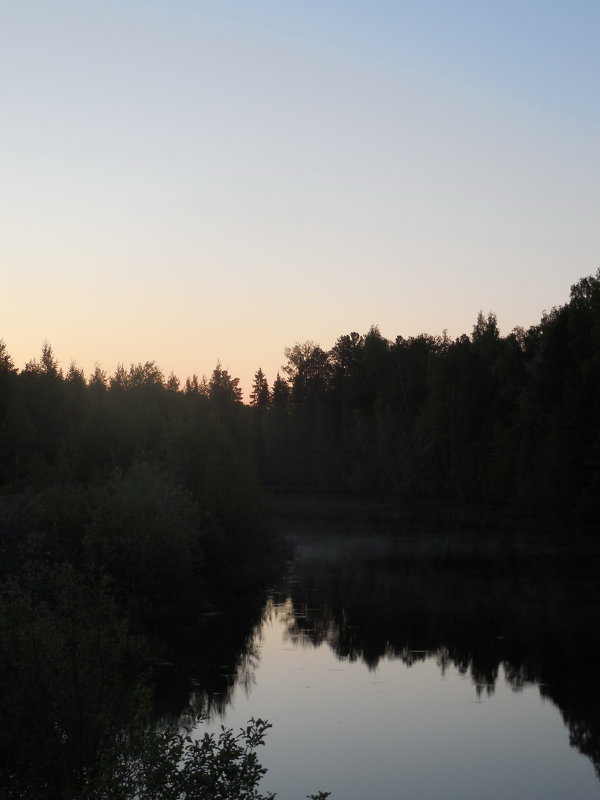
[168,498,600,799]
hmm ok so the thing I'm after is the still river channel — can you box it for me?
[177,498,600,799]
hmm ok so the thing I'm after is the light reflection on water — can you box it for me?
[196,595,599,800]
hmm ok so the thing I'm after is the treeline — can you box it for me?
[2,272,600,520]
[249,270,600,520]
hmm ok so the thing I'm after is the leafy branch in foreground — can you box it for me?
[89,717,330,800]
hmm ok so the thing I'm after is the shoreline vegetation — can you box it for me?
[1,271,599,796]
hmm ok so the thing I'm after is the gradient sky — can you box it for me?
[2,0,599,395]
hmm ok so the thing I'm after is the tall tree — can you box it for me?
[283,341,331,410]
[25,341,62,377]
[0,340,16,374]
[270,373,290,408]
[0,340,17,421]
[88,365,108,393]
[166,372,180,392]
[249,368,270,408]
[209,363,243,406]
[66,361,86,387]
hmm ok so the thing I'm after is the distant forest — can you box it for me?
[1,270,599,519]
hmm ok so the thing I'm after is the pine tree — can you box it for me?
[250,368,270,408]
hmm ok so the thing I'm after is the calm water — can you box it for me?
[176,501,600,799]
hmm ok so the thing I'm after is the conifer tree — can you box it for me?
[270,372,290,408]
[250,368,270,408]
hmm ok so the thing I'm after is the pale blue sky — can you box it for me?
[1,0,599,393]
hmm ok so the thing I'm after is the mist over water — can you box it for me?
[180,500,600,800]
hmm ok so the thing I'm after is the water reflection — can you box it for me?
[170,501,600,791]
[279,517,600,778]
[154,598,265,721]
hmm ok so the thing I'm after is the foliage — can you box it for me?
[90,718,278,800]
[0,564,146,799]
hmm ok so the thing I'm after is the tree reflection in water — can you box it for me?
[267,507,600,779]
[164,503,600,785]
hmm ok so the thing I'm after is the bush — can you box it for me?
[88,717,330,800]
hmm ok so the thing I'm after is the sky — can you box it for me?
[1,0,599,395]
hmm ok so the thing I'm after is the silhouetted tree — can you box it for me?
[270,373,290,408]
[89,364,108,393]
[0,340,17,424]
[209,363,242,406]
[0,340,16,374]
[65,361,86,388]
[184,374,203,395]
[166,372,180,392]
[109,364,128,391]
[249,368,270,409]
[128,361,164,388]
[24,341,62,377]
[283,341,331,410]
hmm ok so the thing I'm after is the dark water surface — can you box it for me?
[174,500,600,799]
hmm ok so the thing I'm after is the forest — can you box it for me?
[0,270,599,797]
[3,270,600,515]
